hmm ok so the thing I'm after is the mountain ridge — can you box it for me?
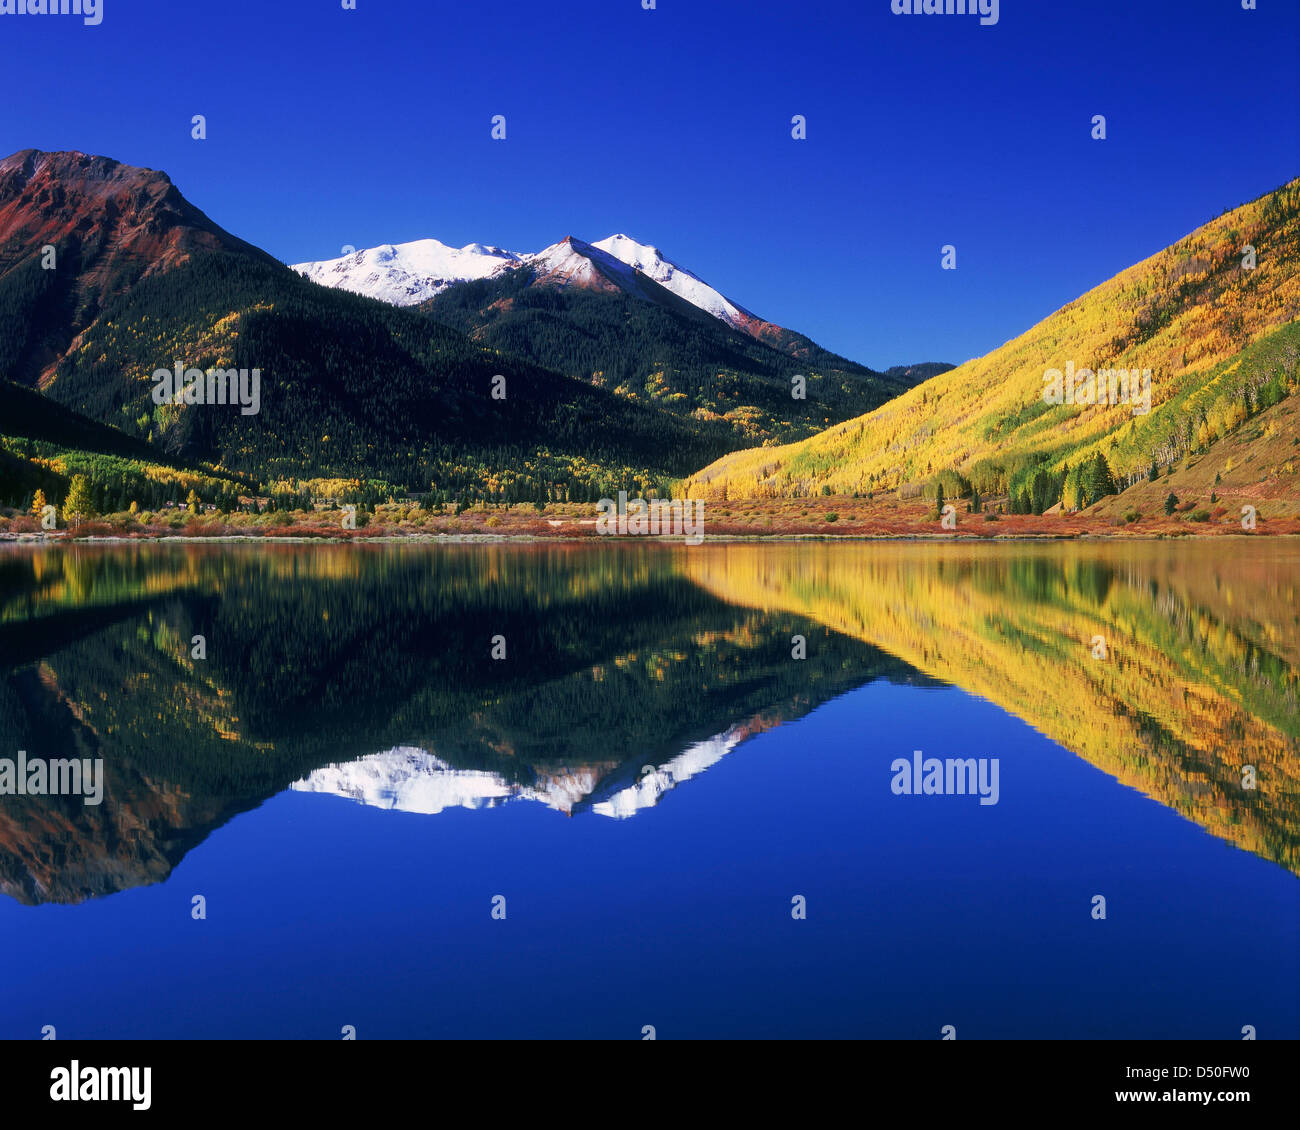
[683,177,1300,510]
[0,149,280,387]
[0,149,933,504]
[293,229,887,365]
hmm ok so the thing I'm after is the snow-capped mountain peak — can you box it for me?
[293,230,772,337]
[592,233,753,330]
[594,233,664,262]
[523,235,657,299]
[291,238,522,305]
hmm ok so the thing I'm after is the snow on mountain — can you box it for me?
[290,747,604,817]
[292,231,762,332]
[592,234,753,331]
[291,238,522,306]
[523,235,658,300]
[288,727,745,819]
[290,748,514,814]
[590,725,747,819]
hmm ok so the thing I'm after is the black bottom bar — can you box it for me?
[1,1038,1289,1117]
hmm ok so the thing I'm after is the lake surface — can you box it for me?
[0,539,1296,1039]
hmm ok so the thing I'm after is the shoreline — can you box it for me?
[3,531,1297,546]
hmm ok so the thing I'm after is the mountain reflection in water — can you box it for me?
[0,539,1295,907]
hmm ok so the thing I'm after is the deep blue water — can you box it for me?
[2,679,1294,1039]
[0,541,1295,1039]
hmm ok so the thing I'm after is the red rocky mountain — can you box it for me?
[0,148,278,385]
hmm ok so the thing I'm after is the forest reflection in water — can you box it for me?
[0,537,1296,906]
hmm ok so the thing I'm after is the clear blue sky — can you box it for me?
[2,0,1296,368]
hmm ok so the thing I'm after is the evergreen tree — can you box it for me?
[1082,452,1117,505]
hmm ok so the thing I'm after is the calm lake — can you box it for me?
[0,539,1296,1039]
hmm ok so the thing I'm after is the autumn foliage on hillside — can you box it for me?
[683,179,1300,505]
[683,542,1300,873]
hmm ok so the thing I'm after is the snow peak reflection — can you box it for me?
[596,491,705,545]
[890,750,1000,805]
[0,750,104,806]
